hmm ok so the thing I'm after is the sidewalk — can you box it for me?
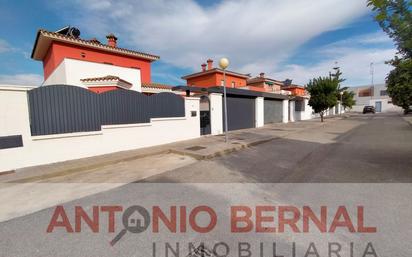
[0,115,345,222]
[402,114,412,126]
[0,115,344,184]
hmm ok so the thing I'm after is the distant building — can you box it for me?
[31,27,160,93]
[246,73,292,95]
[182,59,250,88]
[347,84,402,112]
[280,79,307,96]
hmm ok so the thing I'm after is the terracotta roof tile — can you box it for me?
[141,82,173,89]
[80,75,132,86]
[181,68,250,80]
[32,29,160,61]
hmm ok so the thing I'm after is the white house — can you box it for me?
[347,84,402,112]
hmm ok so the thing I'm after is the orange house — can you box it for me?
[181,59,250,88]
[282,85,307,96]
[31,27,159,93]
[246,72,283,93]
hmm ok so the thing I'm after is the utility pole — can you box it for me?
[370,62,374,102]
[219,58,230,143]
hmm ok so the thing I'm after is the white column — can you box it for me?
[209,93,223,135]
[282,99,289,123]
[255,97,264,127]
[289,100,295,122]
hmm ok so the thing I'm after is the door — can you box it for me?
[199,95,211,135]
[375,101,382,112]
[223,95,255,131]
[264,99,283,124]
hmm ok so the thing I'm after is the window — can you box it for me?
[358,88,372,97]
[231,81,235,88]
[295,100,305,111]
[221,80,224,86]
[380,90,388,96]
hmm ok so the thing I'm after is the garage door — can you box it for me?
[223,96,256,131]
[264,99,283,124]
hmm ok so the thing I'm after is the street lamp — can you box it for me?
[340,91,344,115]
[219,57,229,143]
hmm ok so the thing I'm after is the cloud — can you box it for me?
[275,48,396,86]
[273,31,396,86]
[0,39,13,53]
[0,73,43,86]
[54,1,395,86]
[61,0,369,70]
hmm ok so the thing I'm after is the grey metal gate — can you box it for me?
[28,85,185,136]
[264,99,283,124]
[199,95,211,135]
[223,96,255,131]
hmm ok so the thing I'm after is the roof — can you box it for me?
[80,75,133,90]
[246,76,284,86]
[281,84,305,90]
[181,68,251,80]
[141,82,173,90]
[173,86,289,100]
[238,86,267,92]
[31,29,160,62]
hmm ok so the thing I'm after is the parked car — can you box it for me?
[363,106,376,114]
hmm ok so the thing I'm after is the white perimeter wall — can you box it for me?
[350,98,402,113]
[43,58,142,91]
[289,101,295,122]
[255,97,264,128]
[282,100,289,123]
[292,99,316,121]
[0,87,199,172]
[209,93,223,135]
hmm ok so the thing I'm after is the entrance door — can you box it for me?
[375,101,382,112]
[264,99,283,124]
[223,96,256,131]
[199,95,211,135]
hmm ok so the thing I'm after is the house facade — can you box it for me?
[347,84,402,112]
[31,27,159,92]
[182,59,250,88]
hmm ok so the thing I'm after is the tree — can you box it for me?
[386,58,412,113]
[330,66,347,92]
[368,0,412,113]
[341,91,356,110]
[367,0,412,58]
[306,76,339,122]
[330,66,355,111]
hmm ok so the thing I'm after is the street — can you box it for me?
[1,112,412,257]
[144,112,412,183]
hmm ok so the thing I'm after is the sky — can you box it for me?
[0,0,397,87]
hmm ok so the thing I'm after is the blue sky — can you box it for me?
[0,0,396,87]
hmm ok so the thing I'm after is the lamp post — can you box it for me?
[219,58,229,143]
[340,91,344,115]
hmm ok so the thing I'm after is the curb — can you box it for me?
[170,118,341,160]
[170,136,277,160]
[5,149,170,183]
[402,116,412,127]
[4,116,344,183]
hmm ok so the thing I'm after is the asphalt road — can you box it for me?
[1,112,412,257]
[143,112,412,183]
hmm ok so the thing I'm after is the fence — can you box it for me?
[28,85,185,136]
[0,85,199,171]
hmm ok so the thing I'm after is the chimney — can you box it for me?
[106,33,118,48]
[201,63,207,72]
[259,72,265,78]
[207,59,213,70]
